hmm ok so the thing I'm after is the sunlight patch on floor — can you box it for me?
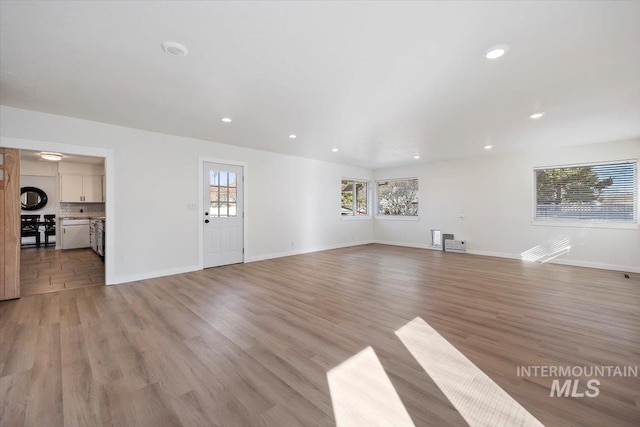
[396,317,544,427]
[520,234,571,263]
[327,346,415,427]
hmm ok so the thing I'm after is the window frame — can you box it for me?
[340,178,371,219]
[532,159,638,229]
[375,177,420,220]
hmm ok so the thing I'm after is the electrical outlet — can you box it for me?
[187,202,197,210]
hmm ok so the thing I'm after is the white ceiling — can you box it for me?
[1,1,639,169]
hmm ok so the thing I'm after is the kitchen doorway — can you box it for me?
[19,150,106,296]
[1,135,115,298]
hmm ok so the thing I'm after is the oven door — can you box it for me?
[96,222,104,257]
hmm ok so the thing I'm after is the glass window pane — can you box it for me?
[219,203,229,217]
[219,187,228,202]
[356,182,367,215]
[377,179,418,216]
[229,172,237,187]
[210,171,219,186]
[341,180,354,216]
[210,202,219,217]
[220,172,228,186]
[210,186,219,202]
[228,203,237,217]
[228,187,237,203]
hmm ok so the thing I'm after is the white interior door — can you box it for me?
[203,162,244,268]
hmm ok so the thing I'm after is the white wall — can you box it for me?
[20,160,58,217]
[20,175,57,217]
[1,106,373,284]
[374,139,640,272]
[21,159,58,177]
[59,161,104,175]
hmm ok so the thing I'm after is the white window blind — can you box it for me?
[534,161,637,222]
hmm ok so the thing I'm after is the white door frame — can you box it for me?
[0,135,116,285]
[198,157,248,270]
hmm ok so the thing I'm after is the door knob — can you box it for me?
[205,219,210,224]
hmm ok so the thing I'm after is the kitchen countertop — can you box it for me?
[61,216,106,220]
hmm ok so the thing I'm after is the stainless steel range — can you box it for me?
[89,217,105,259]
[96,219,105,258]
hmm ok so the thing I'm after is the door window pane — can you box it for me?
[228,187,237,203]
[210,202,219,217]
[209,169,240,218]
[219,187,229,202]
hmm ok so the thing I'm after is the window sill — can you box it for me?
[341,215,372,221]
[374,216,419,221]
[531,220,639,230]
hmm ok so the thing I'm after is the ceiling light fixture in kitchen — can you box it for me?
[40,152,63,161]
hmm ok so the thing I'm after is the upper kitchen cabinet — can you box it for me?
[60,174,103,202]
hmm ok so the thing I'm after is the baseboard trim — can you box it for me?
[111,264,201,285]
[110,242,638,284]
[466,249,520,260]
[545,258,640,274]
[373,240,439,250]
[468,249,639,273]
[245,240,374,263]
[370,243,639,273]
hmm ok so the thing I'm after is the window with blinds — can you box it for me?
[534,161,637,222]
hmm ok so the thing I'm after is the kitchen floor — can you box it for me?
[20,247,104,296]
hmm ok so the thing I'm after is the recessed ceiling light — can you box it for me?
[289,134,297,139]
[484,45,509,60]
[332,148,339,152]
[529,112,545,119]
[413,155,420,159]
[484,145,494,150]
[40,152,63,161]
[221,117,232,123]
[161,41,188,57]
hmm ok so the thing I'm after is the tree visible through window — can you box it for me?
[377,178,418,216]
[535,161,637,222]
[341,180,368,216]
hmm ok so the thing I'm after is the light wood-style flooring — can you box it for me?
[20,247,104,296]
[1,244,638,426]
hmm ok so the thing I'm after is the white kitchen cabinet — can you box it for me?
[60,174,103,202]
[61,218,91,249]
[83,175,103,202]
